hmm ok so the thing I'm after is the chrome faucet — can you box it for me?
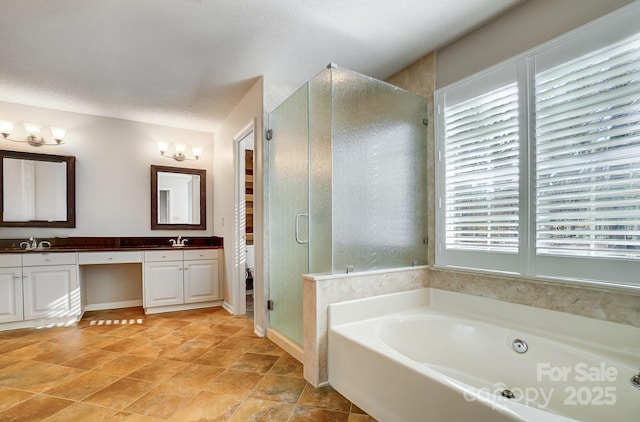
[20,237,38,250]
[169,236,188,247]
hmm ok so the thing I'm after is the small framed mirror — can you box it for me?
[151,165,206,230]
[0,149,76,228]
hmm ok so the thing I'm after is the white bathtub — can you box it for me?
[328,288,640,422]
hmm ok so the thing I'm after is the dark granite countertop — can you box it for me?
[0,236,223,253]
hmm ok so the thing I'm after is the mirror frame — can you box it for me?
[0,149,76,228]
[150,165,206,230]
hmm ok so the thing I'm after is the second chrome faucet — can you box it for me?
[19,237,51,250]
[169,236,188,247]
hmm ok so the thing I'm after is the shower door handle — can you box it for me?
[295,213,309,244]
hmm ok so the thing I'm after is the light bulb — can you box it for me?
[157,142,168,153]
[50,127,66,142]
[23,123,41,135]
[191,146,202,158]
[0,120,14,135]
[175,143,186,153]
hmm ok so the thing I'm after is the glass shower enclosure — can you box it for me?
[268,65,428,347]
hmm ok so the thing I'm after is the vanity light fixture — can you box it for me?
[158,142,201,161]
[0,120,67,147]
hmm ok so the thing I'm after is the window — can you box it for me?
[444,82,520,254]
[436,3,640,288]
[535,37,640,260]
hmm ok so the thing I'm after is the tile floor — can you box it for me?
[0,307,375,421]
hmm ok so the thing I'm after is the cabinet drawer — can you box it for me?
[79,251,144,265]
[144,250,183,262]
[0,254,21,268]
[184,249,218,261]
[23,252,77,266]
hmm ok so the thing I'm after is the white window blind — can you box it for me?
[535,36,640,259]
[436,3,640,286]
[444,83,520,252]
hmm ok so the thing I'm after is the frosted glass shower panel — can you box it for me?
[267,85,309,346]
[331,68,428,272]
[266,65,429,348]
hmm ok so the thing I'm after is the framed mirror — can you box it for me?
[151,165,206,230]
[0,149,76,228]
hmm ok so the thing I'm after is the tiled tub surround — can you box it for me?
[328,289,640,422]
[303,267,429,387]
[0,306,374,421]
[429,267,640,328]
[303,266,640,387]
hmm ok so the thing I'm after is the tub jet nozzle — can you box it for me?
[512,338,528,354]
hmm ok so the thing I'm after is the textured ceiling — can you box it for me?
[0,0,522,132]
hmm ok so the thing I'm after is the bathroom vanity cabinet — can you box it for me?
[183,250,220,304]
[0,255,23,323]
[22,253,79,320]
[144,249,220,311]
[0,252,80,323]
[144,251,185,307]
[0,244,223,331]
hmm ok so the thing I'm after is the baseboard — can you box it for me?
[83,300,142,312]
[254,324,266,337]
[144,301,223,315]
[0,316,80,332]
[267,327,304,363]
[222,301,234,315]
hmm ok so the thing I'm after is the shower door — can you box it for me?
[267,84,309,346]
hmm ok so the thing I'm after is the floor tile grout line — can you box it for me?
[1,307,373,420]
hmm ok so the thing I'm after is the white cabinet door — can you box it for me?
[144,261,184,307]
[184,259,219,303]
[0,267,23,323]
[22,265,79,320]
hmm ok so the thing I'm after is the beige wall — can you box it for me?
[0,100,214,238]
[383,0,640,329]
[1,78,265,321]
[436,0,635,88]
